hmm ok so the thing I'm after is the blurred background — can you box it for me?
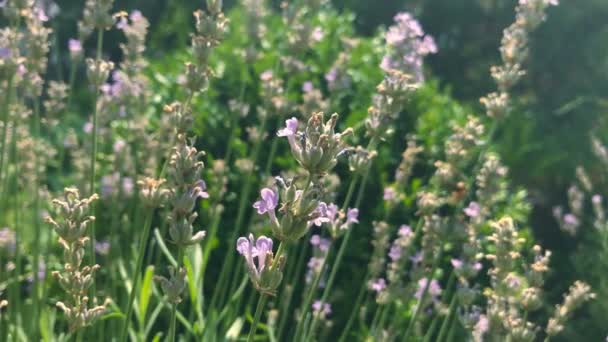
[45,0,608,339]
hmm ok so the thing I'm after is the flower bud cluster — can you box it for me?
[23,6,51,96]
[43,81,68,127]
[445,116,485,167]
[116,10,149,73]
[280,0,325,59]
[481,217,579,340]
[253,180,322,242]
[86,58,115,90]
[365,70,419,140]
[138,177,170,208]
[1,0,33,22]
[155,267,187,304]
[376,225,415,304]
[546,281,595,337]
[45,188,108,331]
[278,113,353,176]
[185,0,228,94]
[348,145,377,174]
[380,12,437,83]
[482,0,557,118]
[314,202,358,239]
[305,235,330,286]
[475,153,508,209]
[258,70,289,120]
[241,0,268,61]
[591,136,608,167]
[395,137,423,187]
[78,0,115,40]
[553,184,584,236]
[166,134,208,247]
[367,221,391,290]
[325,38,358,92]
[300,82,329,118]
[382,136,424,210]
[0,27,25,81]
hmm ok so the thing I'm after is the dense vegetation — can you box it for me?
[0,0,604,341]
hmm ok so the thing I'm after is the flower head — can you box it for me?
[371,278,387,293]
[346,208,359,224]
[312,300,331,317]
[464,201,481,218]
[236,234,283,294]
[253,188,279,224]
[415,278,442,300]
[277,117,299,152]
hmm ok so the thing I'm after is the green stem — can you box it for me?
[338,269,370,342]
[209,115,268,310]
[9,116,20,336]
[168,248,184,342]
[307,160,373,337]
[31,99,42,340]
[263,134,280,175]
[446,316,457,342]
[0,76,14,198]
[435,291,457,342]
[247,294,268,342]
[295,175,359,339]
[89,27,104,281]
[120,209,154,342]
[276,241,308,340]
[75,329,84,342]
[66,57,78,108]
[369,306,383,336]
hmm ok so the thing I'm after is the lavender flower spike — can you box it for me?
[277,117,299,153]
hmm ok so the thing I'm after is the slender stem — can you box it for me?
[89,27,104,279]
[120,209,154,342]
[376,306,390,337]
[168,248,184,342]
[338,269,370,342]
[67,59,78,108]
[247,294,268,342]
[263,134,280,175]
[369,306,383,336]
[430,272,456,342]
[76,329,84,342]
[446,316,457,342]
[209,115,268,310]
[435,292,457,342]
[31,99,42,340]
[276,241,308,339]
[9,116,20,336]
[307,160,373,337]
[0,76,14,196]
[295,174,359,339]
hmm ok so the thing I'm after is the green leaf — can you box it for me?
[138,265,155,325]
[153,228,177,267]
[184,256,197,305]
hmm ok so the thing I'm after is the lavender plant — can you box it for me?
[0,0,599,341]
